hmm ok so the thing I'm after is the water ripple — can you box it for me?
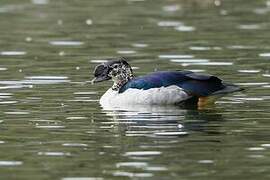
[189,69,205,73]
[247,147,265,151]
[189,46,211,51]
[190,46,222,51]
[0,101,18,104]
[162,5,180,12]
[49,41,84,46]
[157,21,183,27]
[238,70,261,73]
[132,43,148,48]
[236,82,269,86]
[0,67,7,71]
[128,0,146,2]
[38,152,71,156]
[159,54,194,59]
[154,131,188,136]
[113,171,153,177]
[254,8,270,14]
[181,62,233,66]
[25,76,68,80]
[0,51,27,56]
[0,76,69,88]
[261,144,270,147]
[0,5,25,13]
[36,125,65,129]
[234,97,264,101]
[90,60,108,63]
[0,93,13,96]
[4,111,30,115]
[262,74,270,77]
[31,0,49,5]
[66,117,87,120]
[248,155,265,159]
[259,53,270,57]
[124,151,162,156]
[68,99,98,102]
[0,95,12,99]
[86,19,93,25]
[170,59,209,63]
[198,160,214,164]
[238,24,262,30]
[0,161,23,166]
[228,45,255,50]
[175,25,195,32]
[116,162,148,168]
[23,76,70,84]
[117,50,137,54]
[73,92,97,95]
[62,178,103,180]
[145,166,168,171]
[62,143,88,147]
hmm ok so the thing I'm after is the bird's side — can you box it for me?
[100,85,190,106]
[91,57,243,108]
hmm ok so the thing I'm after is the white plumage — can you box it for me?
[100,85,190,108]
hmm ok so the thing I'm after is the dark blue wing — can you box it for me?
[119,71,225,97]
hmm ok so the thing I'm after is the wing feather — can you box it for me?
[119,71,225,96]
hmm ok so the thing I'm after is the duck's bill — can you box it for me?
[91,76,111,84]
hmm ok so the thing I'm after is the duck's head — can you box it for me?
[92,57,133,90]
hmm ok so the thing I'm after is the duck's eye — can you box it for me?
[113,64,119,69]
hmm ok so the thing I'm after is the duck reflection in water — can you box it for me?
[101,104,224,137]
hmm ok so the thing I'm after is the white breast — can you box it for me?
[100,85,190,108]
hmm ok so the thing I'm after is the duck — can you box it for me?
[91,57,243,108]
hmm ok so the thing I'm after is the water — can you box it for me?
[0,0,270,179]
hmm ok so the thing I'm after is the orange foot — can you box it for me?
[197,97,216,109]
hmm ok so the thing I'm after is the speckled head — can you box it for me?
[92,57,133,89]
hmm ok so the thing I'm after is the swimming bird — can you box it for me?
[92,57,242,107]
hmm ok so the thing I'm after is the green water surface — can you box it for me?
[0,0,270,179]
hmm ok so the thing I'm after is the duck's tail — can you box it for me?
[179,83,244,109]
[197,83,244,108]
[211,83,244,95]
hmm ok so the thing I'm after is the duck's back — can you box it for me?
[119,71,225,97]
